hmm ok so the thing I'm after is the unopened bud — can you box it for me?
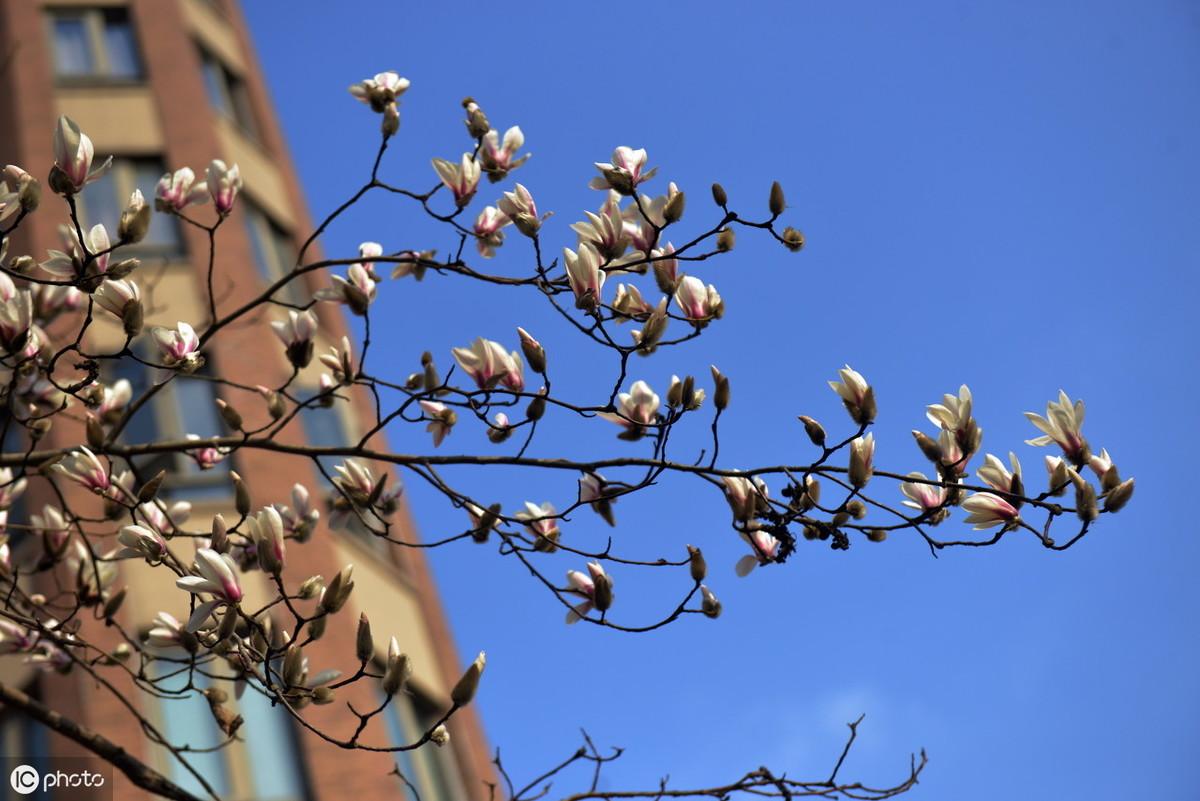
[266,390,286,420]
[526,393,546,421]
[711,182,727,207]
[103,587,126,620]
[297,575,323,600]
[319,565,354,614]
[118,196,150,244]
[867,529,888,543]
[846,500,867,519]
[355,613,374,663]
[716,228,735,252]
[215,399,242,431]
[430,725,450,747]
[1104,477,1134,512]
[700,584,722,618]
[798,415,826,447]
[592,574,613,612]
[282,644,305,687]
[687,545,707,582]
[137,470,166,504]
[9,255,35,274]
[711,365,730,411]
[86,416,105,450]
[781,226,805,252]
[768,181,786,216]
[517,327,546,373]
[382,651,411,695]
[662,190,685,224]
[121,298,143,337]
[381,103,400,137]
[210,514,229,553]
[450,651,486,706]
[1074,480,1098,523]
[912,430,942,464]
[232,472,251,516]
[312,686,336,705]
[107,258,139,279]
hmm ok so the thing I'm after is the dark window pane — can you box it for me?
[243,207,275,284]
[299,403,347,484]
[200,52,231,116]
[101,13,140,78]
[78,176,121,233]
[52,17,95,76]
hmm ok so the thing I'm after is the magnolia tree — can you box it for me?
[0,70,1134,801]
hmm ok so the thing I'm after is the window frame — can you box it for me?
[46,6,145,85]
[197,44,261,141]
[242,200,307,306]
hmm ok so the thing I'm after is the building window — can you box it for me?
[154,669,232,799]
[198,46,259,139]
[381,691,467,801]
[48,7,143,82]
[243,201,305,304]
[109,354,230,500]
[237,687,310,801]
[77,157,184,256]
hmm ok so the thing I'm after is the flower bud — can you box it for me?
[769,181,786,216]
[308,614,327,641]
[662,190,685,224]
[313,686,336,705]
[517,327,546,373]
[136,470,166,504]
[912,430,942,464]
[716,228,735,252]
[85,416,105,450]
[798,415,826,447]
[846,500,867,519]
[283,644,305,687]
[711,365,730,411]
[867,529,888,542]
[103,587,126,620]
[450,651,486,706]
[381,103,400,137]
[526,393,546,421]
[217,607,238,641]
[297,575,323,600]
[232,471,251,516]
[711,183,727,207]
[592,573,613,612]
[355,613,374,663]
[9,255,36,274]
[107,258,139,279]
[430,725,450,747]
[121,298,144,337]
[1074,480,1098,523]
[700,584,722,618]
[687,545,707,582]
[1104,477,1134,512]
[382,651,411,695]
[319,565,354,614]
[781,226,805,252]
[118,190,150,243]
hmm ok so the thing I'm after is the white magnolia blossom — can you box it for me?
[431,154,481,207]
[115,524,167,562]
[563,243,605,308]
[451,337,524,391]
[565,561,611,624]
[590,146,657,195]
[735,529,780,577]
[41,223,110,278]
[600,380,660,429]
[828,364,876,425]
[961,492,1021,530]
[1025,390,1089,464]
[52,115,110,192]
[315,263,376,314]
[497,183,547,237]
[175,548,244,632]
[152,321,203,371]
[205,159,242,215]
[900,472,948,512]
[155,166,208,212]
[673,275,723,322]
[51,447,110,494]
[978,452,1022,494]
[473,206,510,258]
[480,126,529,179]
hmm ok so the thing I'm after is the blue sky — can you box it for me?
[244,2,1199,798]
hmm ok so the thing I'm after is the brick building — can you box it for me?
[0,1,492,798]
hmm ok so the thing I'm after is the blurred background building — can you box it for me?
[0,1,492,798]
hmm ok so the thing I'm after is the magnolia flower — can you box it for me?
[927,385,974,433]
[516,501,559,548]
[420,400,456,447]
[152,321,203,371]
[51,447,110,493]
[667,375,705,410]
[571,197,629,260]
[31,505,70,554]
[565,562,612,624]
[271,309,318,367]
[673,275,723,321]
[651,243,679,291]
[315,263,376,315]
[40,223,111,278]
[185,435,228,470]
[1025,390,1089,464]
[278,483,321,539]
[590,147,657,195]
[135,498,190,535]
[0,468,26,509]
[389,249,433,281]
[33,282,84,323]
[93,278,140,323]
[961,492,1021,529]
[622,182,682,251]
[0,290,32,352]
[480,126,529,180]
[52,116,110,193]
[334,458,379,505]
[563,243,606,309]
[699,584,722,618]
[144,611,185,649]
[118,188,150,242]
[176,548,243,631]
[900,472,948,512]
[115,524,167,562]
[600,380,660,429]
[612,283,653,321]
[206,160,242,215]
[473,206,510,258]
[248,506,286,573]
[0,165,34,223]
[155,167,208,212]
[452,337,524,391]
[848,434,875,488]
[829,365,876,425]
[735,529,780,577]
[0,620,34,655]
[497,183,547,237]
[978,452,1022,494]
[579,472,616,525]
[348,71,410,111]
[320,336,355,384]
[723,475,768,521]
[432,154,481,207]
[344,241,382,279]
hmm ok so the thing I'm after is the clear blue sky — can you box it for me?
[244,2,1199,798]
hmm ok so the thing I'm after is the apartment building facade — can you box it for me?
[0,1,492,799]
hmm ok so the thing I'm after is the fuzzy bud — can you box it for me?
[781,226,805,252]
[355,613,374,663]
[768,181,786,216]
[687,545,707,582]
[711,183,727,207]
[450,651,486,706]
[716,228,735,252]
[711,365,730,411]
[798,415,826,447]
[1104,477,1134,512]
